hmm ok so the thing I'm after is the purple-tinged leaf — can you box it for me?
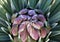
[32,14,37,20]
[19,15,28,21]
[11,24,18,36]
[27,16,31,20]
[40,28,47,38]
[19,22,27,33]
[19,9,28,14]
[20,30,28,42]
[13,17,22,24]
[38,14,46,22]
[27,24,39,40]
[28,10,36,16]
[32,22,44,29]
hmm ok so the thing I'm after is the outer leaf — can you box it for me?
[38,0,47,10]
[42,0,52,12]
[12,0,28,11]
[0,8,7,20]
[50,31,60,37]
[50,0,60,17]
[18,0,28,10]
[10,0,16,13]
[50,25,60,42]
[12,0,19,11]
[51,25,60,31]
[28,0,39,9]
[0,18,8,28]
[51,3,60,16]
[50,35,60,41]
[0,0,12,14]
[49,40,59,42]
[0,29,10,42]
[49,12,60,23]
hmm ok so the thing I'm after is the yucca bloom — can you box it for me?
[11,9,49,42]
[0,0,60,42]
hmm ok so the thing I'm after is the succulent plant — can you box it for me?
[0,0,60,42]
[11,9,47,42]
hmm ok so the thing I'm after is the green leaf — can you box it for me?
[23,0,28,8]
[18,0,28,10]
[36,0,41,9]
[42,0,52,12]
[6,0,11,7]
[50,31,60,37]
[51,3,60,16]
[49,12,60,23]
[10,0,16,13]
[49,40,59,42]
[38,0,47,10]
[0,13,6,21]
[0,32,10,42]
[50,0,60,17]
[5,13,11,22]
[28,0,39,9]
[50,24,60,41]
[38,37,43,42]
[0,17,8,28]
[0,28,10,41]
[10,0,28,12]
[51,25,60,31]
[50,35,60,41]
[0,0,12,14]
[0,8,7,20]
[11,0,19,11]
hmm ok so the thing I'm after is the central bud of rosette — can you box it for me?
[11,9,47,42]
